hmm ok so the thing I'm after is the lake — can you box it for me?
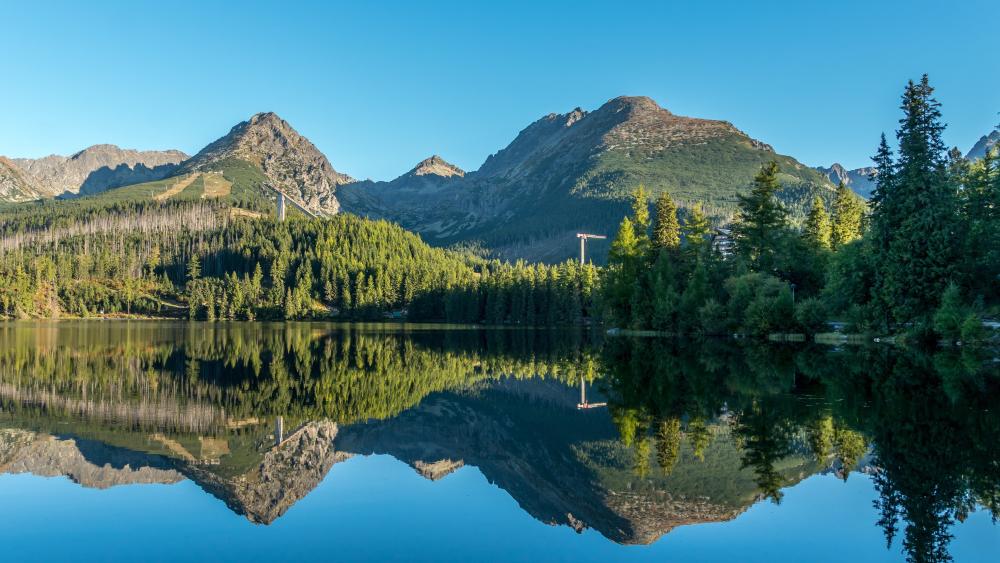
[0,321,996,562]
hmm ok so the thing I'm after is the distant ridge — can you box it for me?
[815,163,877,199]
[966,129,999,160]
[10,145,187,197]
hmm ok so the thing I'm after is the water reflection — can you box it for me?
[601,338,1000,561]
[0,322,996,562]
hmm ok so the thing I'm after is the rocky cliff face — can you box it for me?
[966,129,1000,161]
[410,155,464,178]
[11,144,187,197]
[816,163,877,198]
[0,428,183,488]
[0,157,42,201]
[181,112,352,214]
[184,420,349,524]
[413,458,464,480]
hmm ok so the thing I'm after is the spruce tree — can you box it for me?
[630,186,652,256]
[605,217,641,324]
[186,253,201,283]
[652,192,681,251]
[830,182,864,249]
[803,196,832,250]
[631,185,651,233]
[869,75,962,326]
[681,203,712,260]
[732,161,789,272]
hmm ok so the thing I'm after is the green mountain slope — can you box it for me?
[341,96,838,262]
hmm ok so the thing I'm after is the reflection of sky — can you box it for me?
[1,455,996,563]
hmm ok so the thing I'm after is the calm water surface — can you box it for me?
[0,322,996,562]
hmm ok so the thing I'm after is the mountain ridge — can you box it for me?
[966,129,999,160]
[9,144,187,197]
[815,163,877,198]
[179,112,352,214]
[341,95,838,261]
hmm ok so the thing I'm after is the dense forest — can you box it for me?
[601,76,998,342]
[0,203,598,324]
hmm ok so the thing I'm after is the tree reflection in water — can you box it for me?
[601,337,999,562]
[0,321,995,561]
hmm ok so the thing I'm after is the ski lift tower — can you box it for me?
[576,233,607,265]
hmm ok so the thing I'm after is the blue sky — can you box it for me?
[2,0,998,180]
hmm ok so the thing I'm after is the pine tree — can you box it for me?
[655,418,682,476]
[869,75,962,325]
[803,196,832,250]
[631,185,651,234]
[732,161,789,272]
[652,192,681,251]
[608,217,640,269]
[962,145,1000,303]
[681,202,712,264]
[605,217,641,324]
[830,182,864,249]
[682,203,711,246]
[186,253,201,283]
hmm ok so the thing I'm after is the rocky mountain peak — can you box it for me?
[410,155,465,178]
[818,163,850,184]
[967,129,1000,160]
[182,112,353,214]
[564,107,587,127]
[604,95,670,116]
[185,420,348,525]
[412,458,464,480]
[816,163,878,198]
[595,95,751,155]
[0,157,41,201]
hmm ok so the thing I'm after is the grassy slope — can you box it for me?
[580,135,835,209]
[442,135,841,261]
[81,158,270,206]
[575,425,822,510]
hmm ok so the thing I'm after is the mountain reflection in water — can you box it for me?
[0,321,996,562]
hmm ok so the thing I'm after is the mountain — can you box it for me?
[409,155,465,179]
[337,378,822,545]
[815,163,877,198]
[0,157,42,202]
[337,155,467,227]
[179,112,352,214]
[966,129,1000,160]
[10,144,187,198]
[185,421,350,524]
[0,429,183,489]
[341,96,837,262]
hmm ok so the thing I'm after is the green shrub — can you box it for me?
[960,313,984,344]
[725,273,795,335]
[933,283,966,342]
[794,297,828,334]
[698,298,727,335]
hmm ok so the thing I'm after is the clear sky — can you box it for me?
[2,0,998,180]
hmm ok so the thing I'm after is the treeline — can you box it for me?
[602,75,999,341]
[0,203,596,324]
[0,323,600,429]
[409,260,600,324]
